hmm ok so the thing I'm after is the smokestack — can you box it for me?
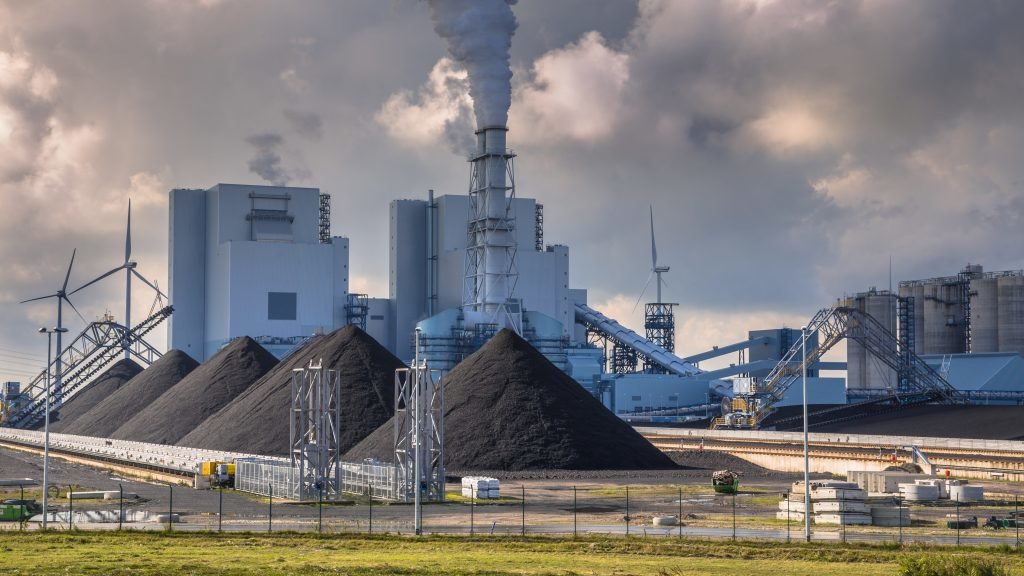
[428,0,520,330]
[468,125,513,317]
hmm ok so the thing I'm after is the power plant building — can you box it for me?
[168,183,350,361]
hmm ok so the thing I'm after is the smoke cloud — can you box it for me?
[427,0,517,129]
[244,132,309,186]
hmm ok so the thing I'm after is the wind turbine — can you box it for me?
[21,249,85,406]
[633,206,670,312]
[71,199,167,360]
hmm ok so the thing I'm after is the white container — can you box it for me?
[899,483,939,501]
[914,478,947,498]
[949,484,984,503]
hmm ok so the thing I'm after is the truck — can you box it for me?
[201,461,236,488]
[0,499,42,522]
[712,470,740,494]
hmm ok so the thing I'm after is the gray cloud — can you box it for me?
[0,0,1022,380]
[245,132,304,186]
[283,108,323,141]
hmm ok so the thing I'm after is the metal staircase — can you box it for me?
[5,306,173,429]
[711,305,961,430]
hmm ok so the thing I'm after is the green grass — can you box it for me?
[1,531,1023,575]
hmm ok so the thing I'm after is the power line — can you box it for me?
[0,347,45,361]
[0,356,45,369]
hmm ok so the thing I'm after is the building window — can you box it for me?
[370,315,384,320]
[631,395,642,401]
[268,292,297,320]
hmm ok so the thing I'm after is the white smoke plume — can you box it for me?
[427,0,518,129]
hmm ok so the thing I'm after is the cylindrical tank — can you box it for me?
[922,282,965,354]
[997,275,1024,356]
[847,291,897,390]
[948,484,984,503]
[899,483,939,502]
[969,278,999,353]
[899,284,926,355]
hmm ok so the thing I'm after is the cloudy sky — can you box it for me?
[1,0,1022,381]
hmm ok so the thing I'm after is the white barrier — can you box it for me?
[0,428,253,475]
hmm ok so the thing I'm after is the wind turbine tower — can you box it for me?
[20,250,84,406]
[72,199,167,360]
[644,208,677,371]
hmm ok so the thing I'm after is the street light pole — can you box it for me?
[38,326,66,530]
[413,327,422,536]
[801,325,811,542]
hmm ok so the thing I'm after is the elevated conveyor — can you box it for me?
[574,303,700,377]
[5,306,173,429]
[712,305,961,430]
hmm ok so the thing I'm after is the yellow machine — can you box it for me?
[201,461,236,488]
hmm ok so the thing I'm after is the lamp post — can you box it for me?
[38,326,67,530]
[801,325,810,542]
[413,327,422,536]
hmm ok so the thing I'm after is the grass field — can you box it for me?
[1,532,1022,575]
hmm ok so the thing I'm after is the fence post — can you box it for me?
[521,486,525,537]
[318,487,323,534]
[625,486,630,538]
[573,486,577,537]
[268,483,273,534]
[68,485,73,531]
[1016,495,1019,549]
[118,483,123,531]
[678,487,683,539]
[898,496,903,545]
[168,484,172,532]
[956,493,960,546]
[218,487,223,533]
[732,492,736,541]
[785,491,791,543]
[470,492,475,536]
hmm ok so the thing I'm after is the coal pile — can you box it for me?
[112,337,278,445]
[347,329,677,471]
[812,404,1024,440]
[60,350,199,438]
[178,326,405,456]
[48,359,143,432]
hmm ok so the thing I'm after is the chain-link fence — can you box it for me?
[2,481,1021,548]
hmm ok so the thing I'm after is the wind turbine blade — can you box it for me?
[69,266,124,296]
[125,198,132,263]
[649,206,657,269]
[132,269,167,300]
[62,248,77,292]
[20,293,56,304]
[63,295,87,325]
[632,271,654,313]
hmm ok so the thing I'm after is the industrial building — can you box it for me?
[843,265,1024,402]
[168,184,350,361]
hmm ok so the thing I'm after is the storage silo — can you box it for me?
[898,283,926,355]
[922,281,965,355]
[997,274,1024,356]
[846,290,898,390]
[969,277,999,353]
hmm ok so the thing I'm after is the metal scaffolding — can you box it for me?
[712,305,962,430]
[345,293,369,331]
[319,193,332,244]
[393,362,445,508]
[5,306,172,429]
[644,302,676,373]
[289,360,342,501]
